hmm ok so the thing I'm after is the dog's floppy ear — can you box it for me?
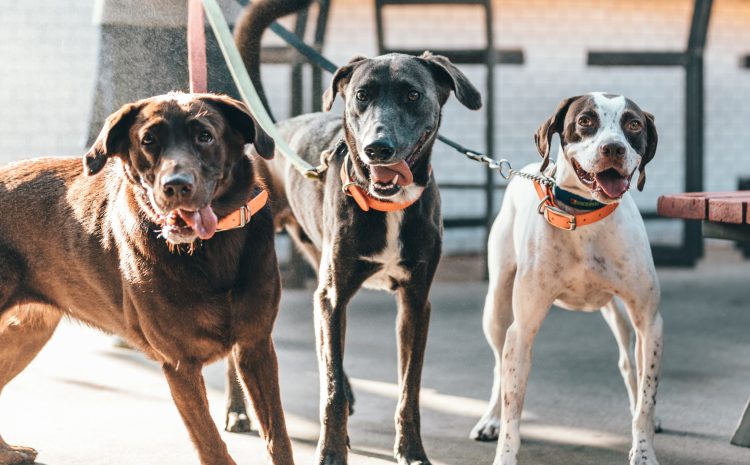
[637,111,658,191]
[84,102,143,176]
[534,96,581,172]
[420,51,482,110]
[199,94,275,160]
[323,54,368,111]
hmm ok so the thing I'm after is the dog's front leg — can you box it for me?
[393,285,432,465]
[624,296,663,465]
[162,363,236,465]
[314,251,371,465]
[495,286,552,465]
[314,283,350,465]
[234,339,295,465]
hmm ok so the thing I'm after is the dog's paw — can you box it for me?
[470,415,501,442]
[224,411,252,433]
[343,375,355,416]
[395,448,432,465]
[398,457,432,465]
[654,416,663,433]
[0,444,37,465]
[318,453,347,465]
[396,455,432,465]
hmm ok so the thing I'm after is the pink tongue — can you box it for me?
[369,160,413,186]
[595,170,630,199]
[179,205,218,240]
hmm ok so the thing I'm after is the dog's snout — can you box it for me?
[162,173,195,199]
[364,139,395,161]
[599,142,626,157]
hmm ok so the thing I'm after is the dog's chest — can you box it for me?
[362,211,409,291]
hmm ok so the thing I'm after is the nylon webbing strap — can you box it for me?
[197,0,320,179]
[187,0,208,93]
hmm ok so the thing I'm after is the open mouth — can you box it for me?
[572,158,633,200]
[159,204,218,241]
[365,130,431,197]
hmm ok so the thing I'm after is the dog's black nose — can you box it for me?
[162,173,195,199]
[600,142,626,157]
[364,139,395,161]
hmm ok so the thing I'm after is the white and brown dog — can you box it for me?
[471,93,662,465]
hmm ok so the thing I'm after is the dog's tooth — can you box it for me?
[393,174,399,184]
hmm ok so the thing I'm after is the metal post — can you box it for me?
[482,0,495,277]
[311,0,331,112]
[683,0,712,260]
[587,0,713,266]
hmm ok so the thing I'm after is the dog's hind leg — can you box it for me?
[601,299,638,416]
[601,299,662,433]
[471,215,516,442]
[224,360,252,433]
[0,305,62,465]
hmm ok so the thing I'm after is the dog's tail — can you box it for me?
[234,0,314,123]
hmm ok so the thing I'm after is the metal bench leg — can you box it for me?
[731,397,750,448]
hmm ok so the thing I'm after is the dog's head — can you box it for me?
[84,92,274,244]
[535,92,658,203]
[323,52,481,202]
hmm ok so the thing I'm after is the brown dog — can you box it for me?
[0,93,294,465]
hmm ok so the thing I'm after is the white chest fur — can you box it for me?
[362,211,410,291]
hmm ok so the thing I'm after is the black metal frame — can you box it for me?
[250,0,332,116]
[588,0,713,266]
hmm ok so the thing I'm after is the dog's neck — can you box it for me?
[210,156,259,218]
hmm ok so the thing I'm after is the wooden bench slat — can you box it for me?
[657,195,706,220]
[658,191,750,223]
[708,198,745,224]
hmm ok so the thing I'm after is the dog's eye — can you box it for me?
[355,90,369,102]
[407,90,420,102]
[141,133,155,146]
[577,116,593,127]
[197,130,214,144]
[628,120,643,132]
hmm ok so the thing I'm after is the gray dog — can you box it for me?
[232,1,482,464]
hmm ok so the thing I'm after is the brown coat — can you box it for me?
[0,93,294,465]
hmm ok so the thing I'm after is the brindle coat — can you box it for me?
[0,93,294,465]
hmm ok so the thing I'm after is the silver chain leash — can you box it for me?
[458,149,556,188]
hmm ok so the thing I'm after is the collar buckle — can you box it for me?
[238,205,250,227]
[538,197,577,231]
[546,206,577,230]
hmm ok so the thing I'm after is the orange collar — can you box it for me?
[215,189,269,232]
[534,181,617,230]
[340,154,424,212]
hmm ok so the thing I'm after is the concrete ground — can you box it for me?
[1,247,749,465]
